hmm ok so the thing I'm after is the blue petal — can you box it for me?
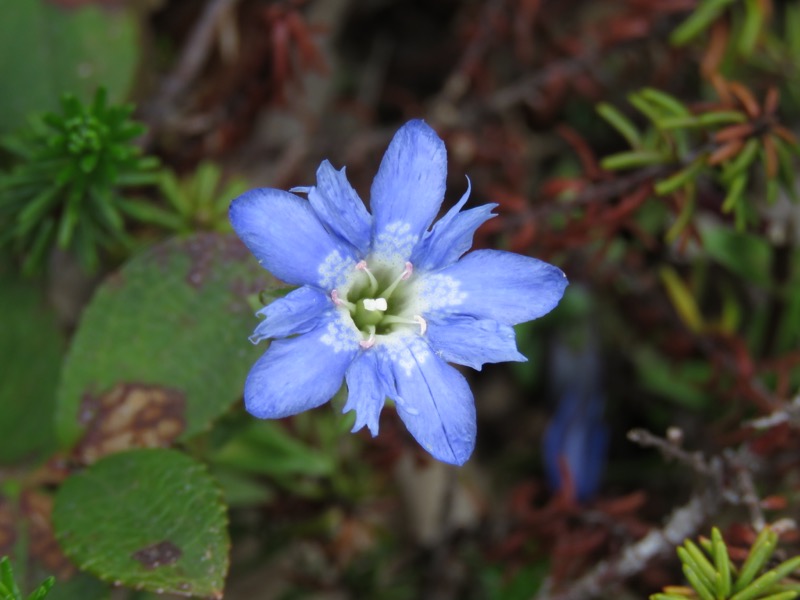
[230,188,358,288]
[412,179,497,271]
[426,315,527,370]
[386,336,476,465]
[244,315,360,419]
[307,160,372,254]
[250,286,331,343]
[433,250,568,325]
[343,350,396,436]
[370,120,447,260]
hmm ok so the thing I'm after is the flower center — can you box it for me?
[332,259,425,348]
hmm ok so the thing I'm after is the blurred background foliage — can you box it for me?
[2,0,800,598]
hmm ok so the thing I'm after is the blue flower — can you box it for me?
[543,332,608,502]
[230,120,568,465]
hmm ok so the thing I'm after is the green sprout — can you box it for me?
[0,88,160,273]
[670,0,768,58]
[597,85,799,236]
[110,161,248,236]
[652,527,800,600]
[0,557,54,600]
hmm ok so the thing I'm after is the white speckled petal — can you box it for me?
[250,286,331,343]
[343,350,395,436]
[370,120,447,260]
[308,160,372,254]
[426,315,527,370]
[412,177,497,271]
[434,250,568,325]
[245,314,359,419]
[386,335,476,465]
[230,188,357,287]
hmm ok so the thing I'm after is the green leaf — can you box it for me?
[701,226,771,286]
[665,186,695,243]
[24,577,54,600]
[722,173,748,213]
[1,558,22,600]
[682,563,715,600]
[722,138,760,181]
[0,0,139,135]
[53,449,229,599]
[734,528,778,592]
[212,420,336,479]
[210,468,275,508]
[670,0,737,46]
[660,266,704,332]
[0,265,63,464]
[601,150,668,170]
[596,103,642,148]
[738,0,765,56]
[712,528,732,598]
[634,350,711,409]
[678,544,716,593]
[640,88,690,117]
[658,112,747,129]
[55,233,277,449]
[45,574,109,600]
[654,160,705,196]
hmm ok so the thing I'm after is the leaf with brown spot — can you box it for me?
[53,449,229,598]
[56,233,279,450]
[75,383,185,465]
[132,541,183,570]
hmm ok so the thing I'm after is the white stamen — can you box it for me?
[355,260,379,293]
[381,314,427,334]
[401,261,413,280]
[413,315,427,335]
[381,261,414,299]
[363,298,388,311]
[331,289,356,311]
[359,326,376,349]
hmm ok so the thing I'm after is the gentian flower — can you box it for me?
[230,120,567,465]
[543,332,608,502]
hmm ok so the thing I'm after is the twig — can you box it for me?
[535,493,717,600]
[627,428,717,478]
[142,0,241,135]
[723,449,766,531]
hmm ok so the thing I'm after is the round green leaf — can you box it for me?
[56,233,275,449]
[53,448,229,598]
